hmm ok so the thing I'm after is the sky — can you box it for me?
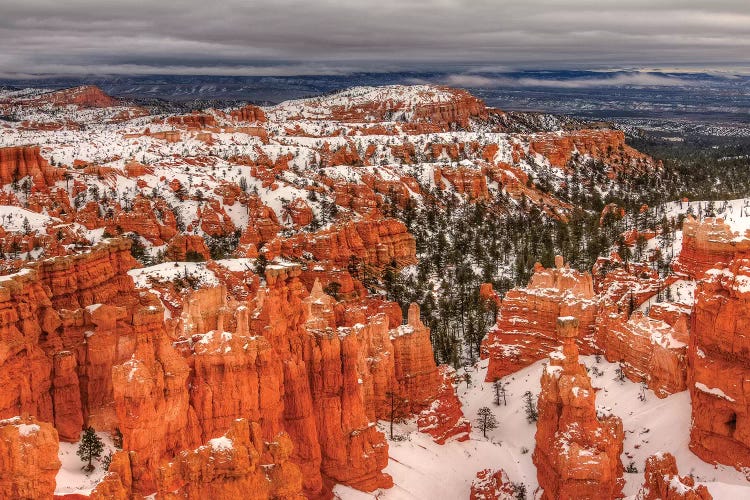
[0,0,748,78]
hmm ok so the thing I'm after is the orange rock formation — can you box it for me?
[689,258,750,470]
[416,365,471,444]
[470,468,517,500]
[636,452,712,500]
[676,216,750,279]
[0,145,62,187]
[481,256,597,381]
[0,416,60,500]
[533,317,624,500]
[595,308,688,397]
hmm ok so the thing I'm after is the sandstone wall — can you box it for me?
[689,258,750,470]
[482,257,597,381]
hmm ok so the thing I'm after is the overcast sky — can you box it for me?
[1,0,748,78]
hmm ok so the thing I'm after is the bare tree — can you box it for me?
[476,406,499,438]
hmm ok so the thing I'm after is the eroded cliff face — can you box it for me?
[0,416,60,500]
[264,218,417,270]
[527,129,653,175]
[595,307,688,398]
[689,258,750,470]
[533,317,624,500]
[481,256,597,381]
[0,145,63,187]
[675,216,750,279]
[0,238,466,498]
[416,365,471,444]
[0,239,139,434]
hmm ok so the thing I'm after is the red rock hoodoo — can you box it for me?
[533,317,624,500]
[0,145,62,187]
[470,468,517,500]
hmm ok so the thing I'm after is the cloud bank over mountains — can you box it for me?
[0,0,748,77]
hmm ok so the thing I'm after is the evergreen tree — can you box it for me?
[254,253,269,277]
[323,281,342,301]
[523,391,538,423]
[77,426,104,472]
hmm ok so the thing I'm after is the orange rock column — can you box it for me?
[533,316,624,500]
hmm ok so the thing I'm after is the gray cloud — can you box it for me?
[0,0,748,77]
[443,72,695,88]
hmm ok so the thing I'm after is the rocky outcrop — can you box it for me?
[689,258,750,470]
[285,198,313,227]
[470,468,517,500]
[166,113,218,129]
[36,85,118,108]
[595,308,688,397]
[676,216,750,279]
[230,104,267,123]
[29,237,139,310]
[278,85,487,130]
[533,317,624,500]
[265,218,417,269]
[0,416,60,500]
[198,199,236,237]
[107,196,178,245]
[158,419,304,499]
[0,145,62,187]
[88,451,132,500]
[165,234,211,262]
[594,261,663,309]
[636,452,712,500]
[434,166,489,200]
[0,238,139,436]
[410,87,487,129]
[482,256,597,381]
[416,365,471,444]
[528,129,654,174]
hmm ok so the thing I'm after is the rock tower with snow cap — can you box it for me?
[533,316,625,500]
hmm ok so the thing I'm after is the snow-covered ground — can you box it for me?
[661,197,750,235]
[128,261,219,289]
[335,356,750,499]
[637,279,696,313]
[55,431,118,496]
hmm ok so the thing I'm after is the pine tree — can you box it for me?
[254,253,269,277]
[493,380,507,406]
[77,426,104,472]
[523,391,538,423]
[476,406,499,438]
[614,363,627,383]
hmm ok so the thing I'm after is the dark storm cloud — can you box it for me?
[0,0,748,77]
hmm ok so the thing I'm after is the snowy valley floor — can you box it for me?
[334,357,750,500]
